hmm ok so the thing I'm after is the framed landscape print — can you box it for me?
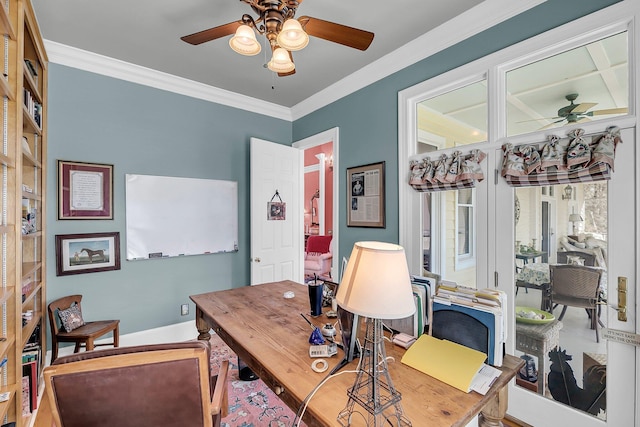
[55,232,121,276]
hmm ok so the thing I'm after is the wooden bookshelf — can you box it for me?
[0,0,47,424]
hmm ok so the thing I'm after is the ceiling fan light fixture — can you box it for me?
[276,19,309,51]
[229,25,261,56]
[267,47,295,73]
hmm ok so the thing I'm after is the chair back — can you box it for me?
[550,264,602,304]
[43,341,225,427]
[48,295,83,337]
[306,235,332,254]
[556,250,596,266]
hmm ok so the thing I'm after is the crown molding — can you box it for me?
[44,40,293,121]
[45,0,543,123]
[290,0,545,120]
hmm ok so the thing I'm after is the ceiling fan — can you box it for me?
[537,93,628,129]
[180,0,374,76]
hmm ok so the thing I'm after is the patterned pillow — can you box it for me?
[58,303,85,332]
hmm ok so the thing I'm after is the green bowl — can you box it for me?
[515,306,555,324]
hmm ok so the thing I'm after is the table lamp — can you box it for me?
[569,213,583,235]
[335,241,415,427]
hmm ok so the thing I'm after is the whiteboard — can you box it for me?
[125,174,238,260]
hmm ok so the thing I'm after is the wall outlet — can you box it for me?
[181,304,189,316]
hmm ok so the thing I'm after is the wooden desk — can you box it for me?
[191,281,523,427]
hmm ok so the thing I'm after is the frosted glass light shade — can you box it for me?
[267,48,295,73]
[229,25,261,56]
[336,241,415,319]
[276,19,309,51]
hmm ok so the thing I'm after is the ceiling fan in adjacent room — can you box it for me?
[180,0,374,76]
[537,93,628,129]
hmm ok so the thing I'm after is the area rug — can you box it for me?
[209,333,307,427]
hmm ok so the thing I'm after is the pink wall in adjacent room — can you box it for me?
[304,142,334,236]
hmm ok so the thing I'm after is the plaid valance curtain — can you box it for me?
[501,126,622,187]
[409,149,486,192]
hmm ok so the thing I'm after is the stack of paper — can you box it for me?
[384,275,435,337]
[433,283,506,366]
[401,334,501,395]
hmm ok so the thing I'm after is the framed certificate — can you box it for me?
[58,160,114,220]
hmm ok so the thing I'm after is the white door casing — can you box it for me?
[250,138,303,285]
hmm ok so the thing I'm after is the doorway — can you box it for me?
[293,128,339,280]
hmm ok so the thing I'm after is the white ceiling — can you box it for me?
[31,0,492,108]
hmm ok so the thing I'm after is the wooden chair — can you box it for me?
[38,341,229,427]
[47,295,120,364]
[549,264,604,342]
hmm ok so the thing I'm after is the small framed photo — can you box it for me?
[267,202,286,220]
[55,232,121,276]
[58,160,114,220]
[347,161,385,228]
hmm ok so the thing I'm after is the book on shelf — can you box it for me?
[21,376,30,416]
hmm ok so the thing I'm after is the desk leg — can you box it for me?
[196,306,212,341]
[478,385,508,427]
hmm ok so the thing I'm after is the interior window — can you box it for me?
[506,31,628,136]
[423,189,477,288]
[416,80,487,152]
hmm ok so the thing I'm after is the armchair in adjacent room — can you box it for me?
[37,341,230,427]
[304,235,333,279]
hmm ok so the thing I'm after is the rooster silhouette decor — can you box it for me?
[548,348,606,416]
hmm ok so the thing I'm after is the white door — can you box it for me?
[499,127,637,426]
[250,138,304,285]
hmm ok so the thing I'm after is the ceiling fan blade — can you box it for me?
[298,16,374,51]
[588,107,628,116]
[539,118,566,130]
[570,102,597,114]
[278,50,296,77]
[516,116,561,123]
[181,21,242,45]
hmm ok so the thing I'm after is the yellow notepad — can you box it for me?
[401,334,487,393]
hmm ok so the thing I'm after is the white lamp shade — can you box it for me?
[569,213,583,222]
[267,48,295,73]
[229,25,261,56]
[276,19,309,51]
[336,241,416,319]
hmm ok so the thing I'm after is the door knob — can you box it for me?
[254,257,261,263]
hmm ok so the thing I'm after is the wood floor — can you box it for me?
[504,415,532,427]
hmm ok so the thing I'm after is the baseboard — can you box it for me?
[43,320,198,367]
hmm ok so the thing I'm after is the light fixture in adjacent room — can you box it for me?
[336,241,414,426]
[562,185,573,200]
[569,212,583,235]
[229,24,261,56]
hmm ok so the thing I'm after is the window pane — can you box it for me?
[506,32,628,136]
[514,183,608,419]
[416,80,487,153]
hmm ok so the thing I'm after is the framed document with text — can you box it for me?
[346,161,385,228]
[58,160,114,220]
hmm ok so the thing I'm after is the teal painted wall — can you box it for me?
[46,65,291,336]
[45,0,620,340]
[292,0,621,261]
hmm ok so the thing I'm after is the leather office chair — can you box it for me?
[40,341,229,427]
[47,295,120,364]
[304,235,333,279]
[550,264,604,342]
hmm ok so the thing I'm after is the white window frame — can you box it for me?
[455,188,476,270]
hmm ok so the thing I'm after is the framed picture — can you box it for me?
[55,232,121,276]
[267,202,286,220]
[347,161,385,228]
[58,160,114,220]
